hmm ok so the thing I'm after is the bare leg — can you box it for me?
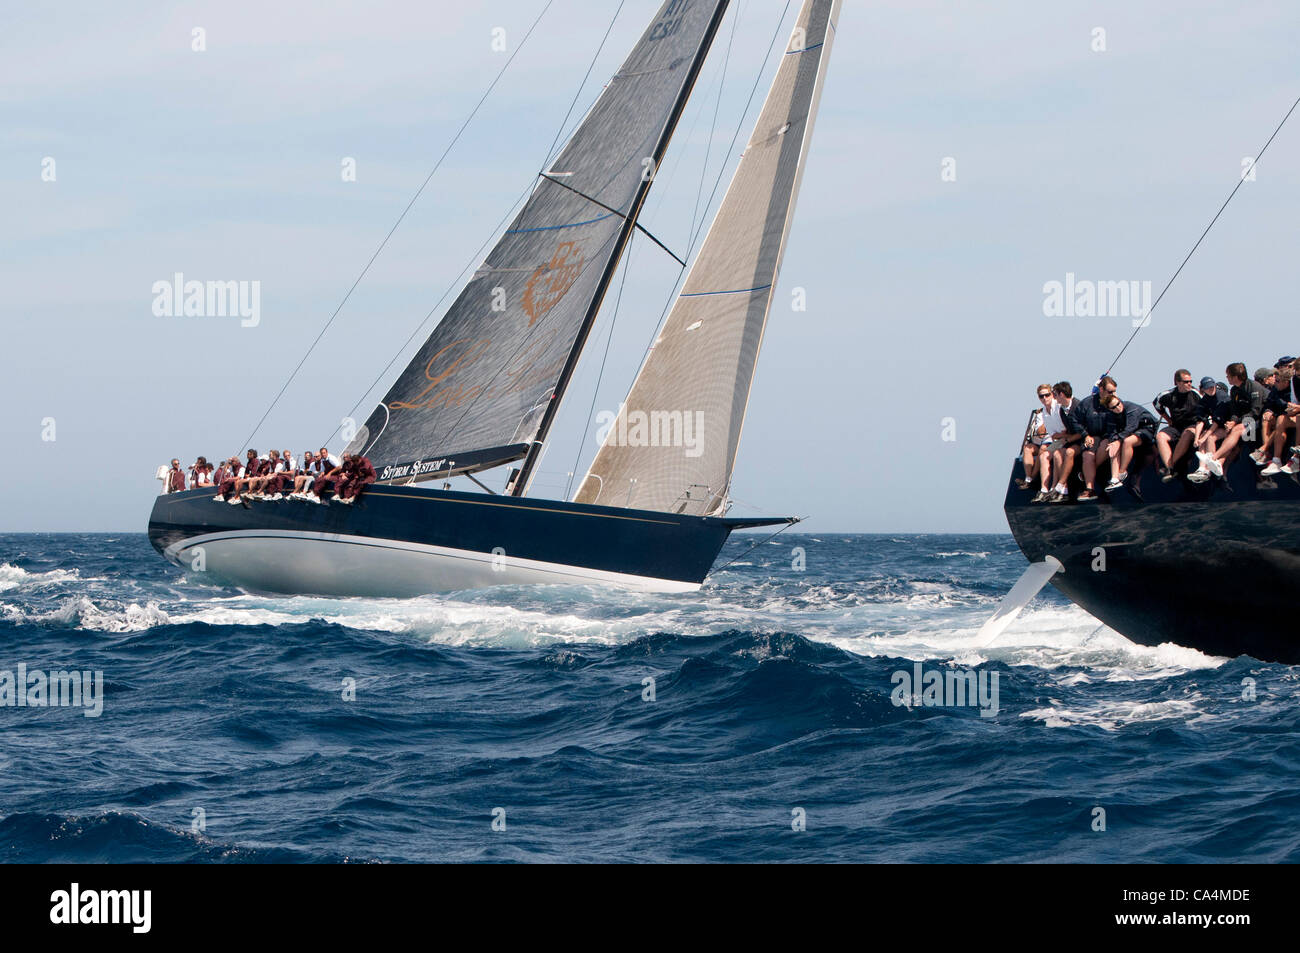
[1212,424,1242,461]
[1170,430,1197,469]
[1156,431,1174,468]
[1119,435,1139,475]
[1082,450,1098,490]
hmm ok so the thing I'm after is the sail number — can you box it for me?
[649,0,691,41]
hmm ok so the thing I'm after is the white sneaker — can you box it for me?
[212,495,225,502]
[269,493,283,501]
[228,497,244,505]
[1105,478,1123,491]
[1207,457,1224,477]
[337,497,354,505]
[1285,459,1300,475]
[1261,460,1284,475]
[1250,449,1267,465]
[1187,467,1209,483]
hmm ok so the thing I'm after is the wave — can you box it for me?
[0,810,354,863]
[0,563,84,592]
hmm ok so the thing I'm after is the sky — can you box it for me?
[2,0,1297,533]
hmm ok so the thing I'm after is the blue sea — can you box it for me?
[0,533,1296,863]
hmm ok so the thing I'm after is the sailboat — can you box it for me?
[148,0,841,597]
[1003,93,1300,665]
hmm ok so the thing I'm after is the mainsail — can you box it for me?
[349,0,732,484]
[575,0,840,515]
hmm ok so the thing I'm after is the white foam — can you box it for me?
[0,563,81,592]
[3,595,174,632]
[1021,696,1211,730]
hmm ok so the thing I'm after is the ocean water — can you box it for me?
[0,532,1296,863]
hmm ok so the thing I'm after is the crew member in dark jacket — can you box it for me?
[1261,366,1300,475]
[1071,376,1116,502]
[1097,394,1154,491]
[1198,363,1266,477]
[1153,368,1204,480]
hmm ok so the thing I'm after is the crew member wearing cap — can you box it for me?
[1261,365,1300,476]
[1202,363,1267,477]
[1189,377,1231,482]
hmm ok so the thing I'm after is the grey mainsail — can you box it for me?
[575,0,840,515]
[349,0,731,484]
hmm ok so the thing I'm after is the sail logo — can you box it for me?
[595,406,705,457]
[0,664,104,717]
[379,458,452,481]
[523,242,584,325]
[890,662,1000,718]
[1042,273,1152,326]
[151,273,261,327]
[648,0,692,42]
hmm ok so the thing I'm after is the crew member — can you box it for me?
[165,459,186,493]
[1070,376,1115,502]
[337,453,377,504]
[1154,369,1205,481]
[312,452,350,501]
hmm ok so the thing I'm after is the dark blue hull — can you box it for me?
[1004,452,1300,663]
[148,484,790,596]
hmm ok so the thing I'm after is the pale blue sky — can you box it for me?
[2,1,1297,532]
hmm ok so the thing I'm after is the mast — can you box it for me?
[508,0,734,497]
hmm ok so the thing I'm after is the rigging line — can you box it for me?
[320,180,535,448]
[236,0,557,453]
[689,0,740,247]
[636,20,733,235]
[322,2,632,449]
[630,0,795,379]
[566,233,636,499]
[1106,92,1300,375]
[689,0,792,253]
[541,0,628,170]
[418,225,628,458]
[711,517,804,573]
[540,173,687,266]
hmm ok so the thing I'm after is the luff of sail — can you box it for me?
[575,0,840,515]
[348,0,731,484]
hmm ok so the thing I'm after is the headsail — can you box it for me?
[575,0,840,515]
[348,0,732,484]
